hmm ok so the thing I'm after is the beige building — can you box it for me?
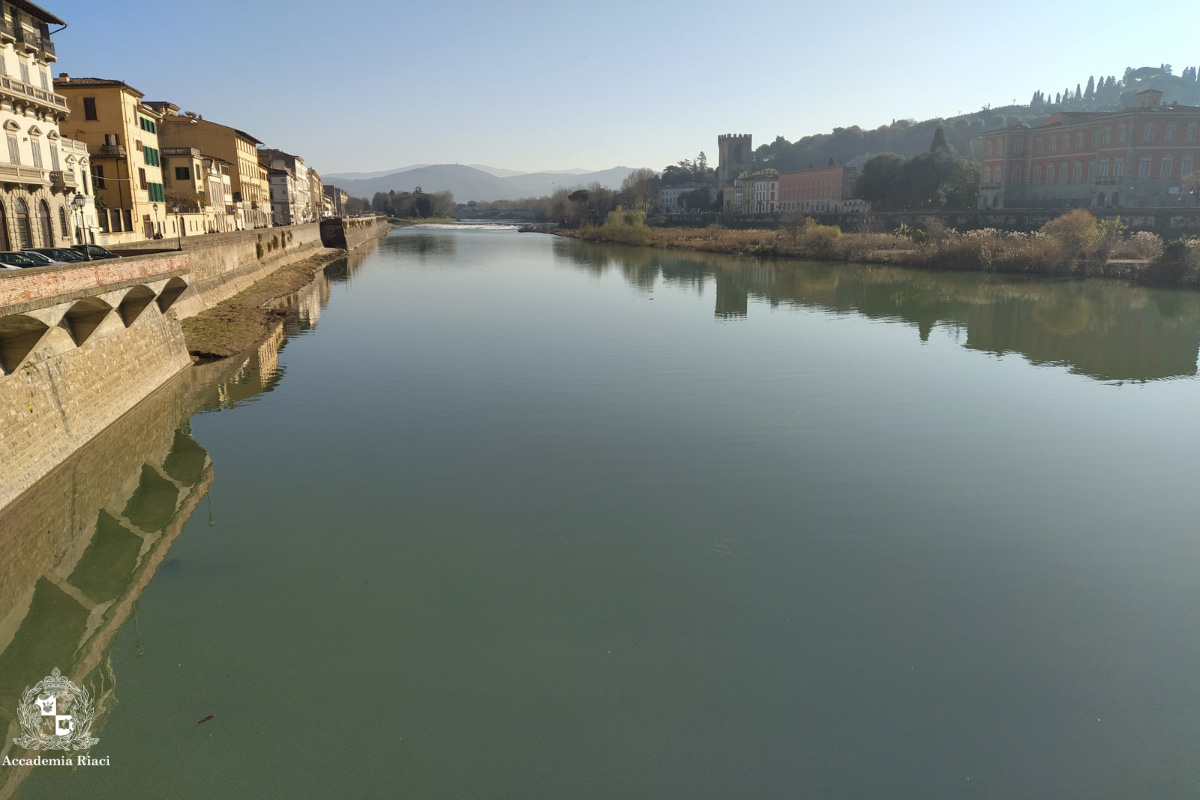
[308,167,324,219]
[143,101,271,230]
[0,3,94,249]
[260,148,313,226]
[55,76,168,244]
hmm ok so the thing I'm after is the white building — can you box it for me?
[259,148,313,226]
[0,1,94,248]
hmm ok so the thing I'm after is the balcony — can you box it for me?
[93,144,127,159]
[1093,177,1118,186]
[49,170,77,191]
[0,164,48,185]
[13,24,55,59]
[0,76,68,114]
[0,19,14,42]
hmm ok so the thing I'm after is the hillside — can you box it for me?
[331,165,639,203]
[754,64,1200,171]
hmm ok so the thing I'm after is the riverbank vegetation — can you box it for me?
[565,208,1195,284]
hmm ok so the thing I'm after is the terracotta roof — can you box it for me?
[53,77,144,97]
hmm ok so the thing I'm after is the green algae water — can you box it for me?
[4,226,1199,798]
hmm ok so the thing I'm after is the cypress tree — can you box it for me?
[930,127,948,151]
[1085,76,1095,99]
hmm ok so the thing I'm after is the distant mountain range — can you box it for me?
[324,164,639,203]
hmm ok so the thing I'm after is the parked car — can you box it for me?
[0,251,44,268]
[29,247,89,263]
[69,244,121,259]
[20,251,66,266]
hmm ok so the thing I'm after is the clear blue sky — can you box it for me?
[51,0,1196,175]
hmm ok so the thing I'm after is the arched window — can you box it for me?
[985,140,993,156]
[1100,157,1110,177]
[1187,124,1197,143]
[1035,137,1043,154]
[1046,163,1056,183]
[1060,162,1069,183]
[1073,162,1082,183]
[1049,137,1057,153]
[38,200,52,247]
[1182,156,1195,178]
[58,205,68,238]
[1062,135,1070,152]
[1103,126,1112,144]
[0,201,9,250]
[14,198,31,248]
[1033,164,1042,183]
[1118,125,1127,143]
[1161,156,1173,177]
[1114,156,1124,177]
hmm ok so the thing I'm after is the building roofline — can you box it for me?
[12,0,66,27]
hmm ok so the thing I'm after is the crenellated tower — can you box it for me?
[717,134,752,189]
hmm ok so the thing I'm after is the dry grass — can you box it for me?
[566,211,1183,282]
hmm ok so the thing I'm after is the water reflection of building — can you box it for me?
[0,299,296,799]
[555,240,1200,382]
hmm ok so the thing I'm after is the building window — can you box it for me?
[985,140,992,156]
[1072,163,1082,183]
[49,145,58,171]
[1143,124,1153,142]
[1139,157,1151,177]
[1118,125,1127,143]
[139,168,147,191]
[1014,139,1024,154]
[123,209,133,231]
[1033,164,1042,183]
[59,205,68,238]
[1166,123,1176,142]
[143,146,160,167]
[14,198,31,248]
[6,135,19,165]
[0,54,6,76]
[30,140,41,168]
[83,97,97,120]
[139,117,157,134]
[97,209,109,233]
[1188,124,1197,143]
[1049,137,1057,153]
[39,200,52,247]
[997,141,1004,156]
[19,61,28,84]
[1161,156,1173,177]
[1114,156,1124,177]
[176,166,190,181]
[1099,157,1109,177]
[1103,126,1112,144]
[1087,160,1095,180]
[1076,132,1084,149]
[1046,163,1055,183]
[39,70,47,90]
[92,164,105,188]
[1182,156,1194,177]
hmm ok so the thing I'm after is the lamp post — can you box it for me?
[70,195,90,260]
[172,204,183,250]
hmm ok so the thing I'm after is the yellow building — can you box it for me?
[54,76,167,244]
[143,102,271,230]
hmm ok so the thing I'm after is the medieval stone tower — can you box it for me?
[717,134,752,188]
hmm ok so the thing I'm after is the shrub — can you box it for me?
[1143,238,1200,284]
[1040,209,1102,261]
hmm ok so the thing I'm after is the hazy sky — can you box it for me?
[53,0,1196,175]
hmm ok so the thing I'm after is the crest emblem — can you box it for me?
[12,668,99,751]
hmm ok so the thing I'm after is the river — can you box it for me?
[3,225,1198,798]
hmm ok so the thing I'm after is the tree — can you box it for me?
[855,153,907,209]
[619,168,659,211]
[1085,76,1095,100]
[679,187,712,212]
[929,126,948,152]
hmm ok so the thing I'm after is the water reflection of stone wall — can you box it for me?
[554,239,1200,382]
[0,263,330,799]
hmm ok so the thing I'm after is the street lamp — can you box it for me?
[172,204,183,251]
[70,194,90,260]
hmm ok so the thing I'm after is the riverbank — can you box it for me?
[182,249,348,359]
[555,209,1198,285]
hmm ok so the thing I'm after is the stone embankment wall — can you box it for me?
[320,216,390,250]
[119,223,326,318]
[0,218,388,512]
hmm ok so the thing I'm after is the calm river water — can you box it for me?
[4,225,1199,798]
